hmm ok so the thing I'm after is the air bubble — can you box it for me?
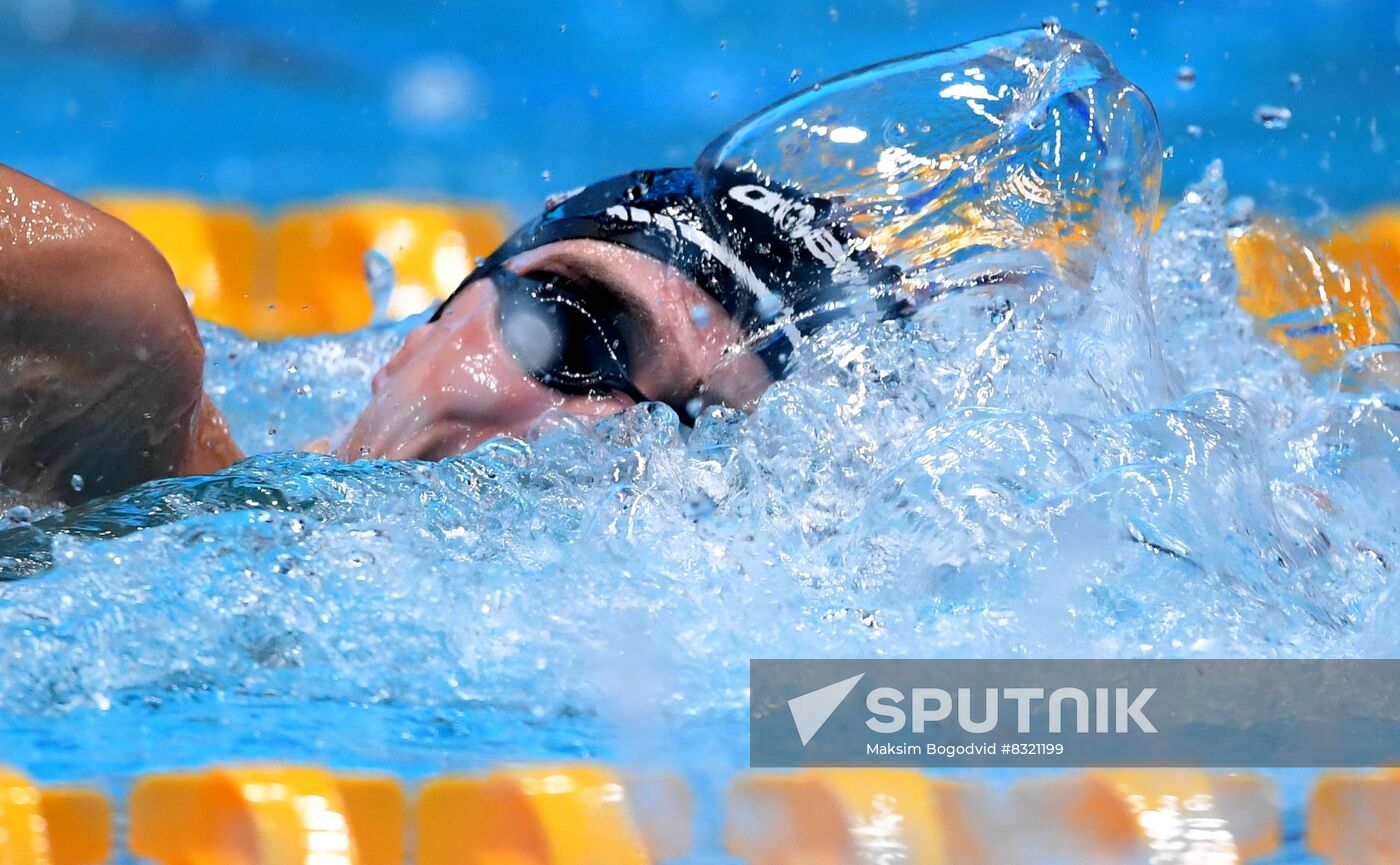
[1041,16,1061,37]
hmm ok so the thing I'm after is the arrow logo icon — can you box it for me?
[787,673,865,746]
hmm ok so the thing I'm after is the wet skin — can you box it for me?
[0,164,771,502]
[336,239,773,461]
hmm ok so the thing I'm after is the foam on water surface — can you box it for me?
[0,30,1396,862]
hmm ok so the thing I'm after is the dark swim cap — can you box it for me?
[431,165,905,380]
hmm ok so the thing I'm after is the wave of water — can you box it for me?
[2,163,1395,727]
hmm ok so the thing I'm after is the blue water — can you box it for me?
[1,0,1396,216]
[1,7,1399,863]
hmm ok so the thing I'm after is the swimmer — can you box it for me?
[0,161,902,504]
[2,29,1143,505]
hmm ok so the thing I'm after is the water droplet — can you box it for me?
[557,23,566,33]
[540,169,553,182]
[684,397,705,419]
[1176,65,1196,90]
[719,38,727,50]
[709,90,719,100]
[364,249,396,324]
[1041,16,1061,37]
[1162,145,1175,159]
[756,294,784,320]
[1129,26,1139,39]
[69,474,83,492]
[1226,195,1256,228]
[789,67,802,83]
[1186,124,1204,138]
[5,505,33,524]
[828,6,839,21]
[1288,72,1303,91]
[689,304,712,329]
[1095,0,1109,12]
[1253,105,1292,130]
[286,363,298,375]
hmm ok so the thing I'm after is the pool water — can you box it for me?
[0,6,1398,863]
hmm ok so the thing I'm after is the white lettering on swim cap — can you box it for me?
[727,183,855,278]
[602,201,780,312]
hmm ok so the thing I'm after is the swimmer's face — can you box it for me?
[337,239,773,461]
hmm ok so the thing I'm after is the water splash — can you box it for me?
[2,163,1393,721]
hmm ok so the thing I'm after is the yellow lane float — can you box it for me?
[1229,213,1400,371]
[92,195,508,340]
[1009,769,1279,863]
[0,769,110,865]
[418,764,690,865]
[129,765,403,865]
[725,769,994,865]
[1308,769,1400,864]
[11,763,1400,864]
[270,200,507,337]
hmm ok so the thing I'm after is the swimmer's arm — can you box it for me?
[0,163,242,501]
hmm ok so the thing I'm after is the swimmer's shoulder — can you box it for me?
[0,163,242,502]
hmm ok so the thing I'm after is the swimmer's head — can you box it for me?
[337,165,904,461]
